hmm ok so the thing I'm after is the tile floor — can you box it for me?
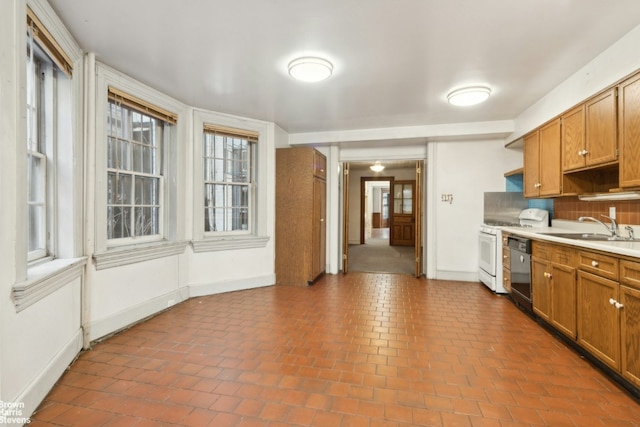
[31,273,639,426]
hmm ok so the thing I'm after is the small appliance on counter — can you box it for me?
[517,208,549,228]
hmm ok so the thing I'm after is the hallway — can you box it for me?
[348,228,415,275]
[31,273,639,426]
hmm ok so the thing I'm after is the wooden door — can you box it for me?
[577,270,620,370]
[342,163,350,273]
[390,180,415,246]
[523,131,540,198]
[562,105,586,172]
[538,118,562,196]
[585,88,618,167]
[414,161,423,277]
[312,177,326,280]
[618,72,640,188]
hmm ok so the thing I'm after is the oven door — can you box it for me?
[478,231,497,276]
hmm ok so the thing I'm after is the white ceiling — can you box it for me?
[48,0,640,136]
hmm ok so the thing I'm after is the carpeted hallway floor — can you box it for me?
[348,228,415,275]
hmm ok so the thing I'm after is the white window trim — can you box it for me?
[92,61,189,269]
[192,108,271,252]
[13,0,85,311]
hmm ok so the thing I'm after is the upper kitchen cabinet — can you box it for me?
[524,119,562,198]
[618,72,640,188]
[563,88,618,172]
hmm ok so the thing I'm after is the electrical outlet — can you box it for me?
[609,206,616,219]
[167,299,175,307]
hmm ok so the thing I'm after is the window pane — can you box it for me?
[28,204,45,252]
[135,176,159,205]
[108,206,131,239]
[135,206,159,236]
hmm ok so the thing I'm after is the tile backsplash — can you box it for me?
[554,196,640,225]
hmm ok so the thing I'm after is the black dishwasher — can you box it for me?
[508,235,533,314]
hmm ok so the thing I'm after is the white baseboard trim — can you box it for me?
[434,270,480,282]
[189,274,275,298]
[88,287,189,342]
[16,329,83,422]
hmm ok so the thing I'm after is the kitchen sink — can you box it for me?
[538,232,638,242]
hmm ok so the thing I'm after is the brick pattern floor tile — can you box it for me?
[30,273,639,426]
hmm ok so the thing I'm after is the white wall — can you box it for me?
[426,139,522,281]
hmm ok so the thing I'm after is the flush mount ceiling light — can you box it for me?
[370,161,385,172]
[447,86,491,106]
[288,57,333,82]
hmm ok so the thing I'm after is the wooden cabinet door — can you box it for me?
[532,257,551,322]
[578,271,620,370]
[620,285,640,387]
[551,263,577,339]
[312,177,326,280]
[585,88,618,167]
[562,105,586,172]
[539,118,562,196]
[523,131,540,198]
[618,72,640,188]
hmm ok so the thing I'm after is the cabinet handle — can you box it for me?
[609,298,624,309]
[591,260,599,267]
[534,183,541,188]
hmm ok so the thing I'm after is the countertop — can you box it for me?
[500,220,640,259]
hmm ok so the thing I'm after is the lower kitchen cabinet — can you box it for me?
[620,260,640,387]
[577,270,620,370]
[532,242,577,339]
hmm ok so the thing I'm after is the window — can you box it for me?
[203,126,257,234]
[26,9,72,262]
[26,43,47,260]
[106,89,175,243]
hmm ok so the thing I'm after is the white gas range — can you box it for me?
[478,208,549,293]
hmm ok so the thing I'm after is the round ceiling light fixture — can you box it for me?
[447,86,491,106]
[288,57,333,82]
[370,161,385,172]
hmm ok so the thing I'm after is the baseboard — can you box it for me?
[189,274,275,297]
[434,270,480,282]
[16,329,83,422]
[88,287,189,342]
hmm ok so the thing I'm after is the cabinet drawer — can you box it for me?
[552,246,577,265]
[502,245,510,267]
[578,250,618,280]
[501,232,510,246]
[620,259,640,290]
[313,151,327,179]
[532,241,553,260]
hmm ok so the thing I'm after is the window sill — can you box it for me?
[93,240,189,270]
[191,235,270,253]
[13,257,88,312]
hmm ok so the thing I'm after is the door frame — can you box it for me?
[359,176,393,244]
[341,161,424,277]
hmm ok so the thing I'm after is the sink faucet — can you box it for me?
[578,215,619,237]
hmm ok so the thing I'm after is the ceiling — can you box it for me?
[48,0,640,137]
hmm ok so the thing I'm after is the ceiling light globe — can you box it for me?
[288,57,333,82]
[447,86,491,106]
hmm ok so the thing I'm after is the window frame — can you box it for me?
[106,99,167,245]
[92,62,189,269]
[203,128,256,236]
[191,109,271,253]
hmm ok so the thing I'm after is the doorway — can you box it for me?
[342,160,424,276]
